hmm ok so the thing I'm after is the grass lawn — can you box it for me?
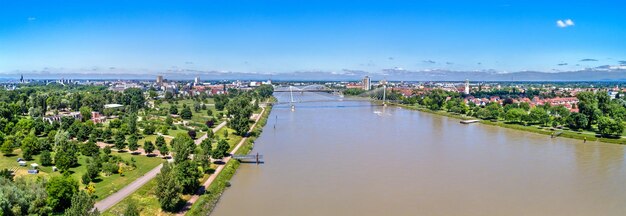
[101,178,178,216]
[0,149,164,201]
[214,127,243,151]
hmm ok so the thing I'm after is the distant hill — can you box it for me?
[3,68,626,81]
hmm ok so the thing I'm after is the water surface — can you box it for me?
[213,91,626,216]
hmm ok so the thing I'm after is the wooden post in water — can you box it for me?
[256,152,259,164]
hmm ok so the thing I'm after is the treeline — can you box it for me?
[404,89,626,138]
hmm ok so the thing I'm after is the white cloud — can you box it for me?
[27,17,36,21]
[556,19,575,28]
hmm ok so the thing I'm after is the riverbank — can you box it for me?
[185,102,272,215]
[393,103,626,145]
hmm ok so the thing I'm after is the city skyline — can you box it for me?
[2,0,626,77]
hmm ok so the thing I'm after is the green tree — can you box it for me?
[165,116,173,126]
[227,96,253,135]
[20,134,38,160]
[1,136,15,156]
[159,144,169,157]
[81,140,100,157]
[40,150,53,166]
[505,108,527,123]
[597,116,624,137]
[566,112,588,130]
[528,107,550,126]
[181,106,193,120]
[171,133,194,163]
[155,163,182,212]
[144,140,155,155]
[54,139,79,172]
[155,135,167,148]
[86,160,100,180]
[212,139,230,159]
[169,105,178,115]
[0,177,51,215]
[128,134,139,152]
[79,106,92,121]
[46,175,79,212]
[176,160,201,194]
[114,132,126,151]
[256,84,274,98]
[64,190,99,216]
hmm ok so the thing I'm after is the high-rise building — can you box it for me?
[464,79,470,94]
[194,76,200,85]
[362,76,371,91]
[156,75,163,84]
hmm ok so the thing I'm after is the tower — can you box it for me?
[464,79,470,95]
[362,76,371,91]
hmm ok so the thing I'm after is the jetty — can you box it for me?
[460,119,480,124]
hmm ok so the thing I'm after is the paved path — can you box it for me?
[176,105,266,215]
[93,119,229,212]
[94,163,164,211]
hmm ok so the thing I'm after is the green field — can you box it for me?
[0,149,164,201]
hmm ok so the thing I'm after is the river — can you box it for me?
[212,91,626,216]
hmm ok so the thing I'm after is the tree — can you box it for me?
[155,163,182,212]
[81,140,100,157]
[143,124,156,135]
[86,160,100,180]
[144,140,155,155]
[0,177,51,215]
[200,138,212,156]
[81,173,92,185]
[176,160,201,194]
[169,105,178,115]
[64,191,99,216]
[519,102,531,111]
[256,84,274,98]
[159,144,169,157]
[505,108,527,123]
[577,91,601,129]
[128,134,139,152]
[477,102,503,120]
[171,133,194,163]
[165,116,173,126]
[528,107,550,126]
[212,139,230,159]
[206,109,213,117]
[114,132,126,151]
[597,116,624,137]
[227,96,254,136]
[40,150,53,166]
[123,88,145,112]
[54,139,79,172]
[188,130,197,139]
[79,106,92,122]
[566,112,588,130]
[46,175,79,212]
[1,136,14,156]
[181,106,193,120]
[155,135,167,148]
[21,134,38,160]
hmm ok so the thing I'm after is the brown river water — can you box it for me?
[212,91,626,216]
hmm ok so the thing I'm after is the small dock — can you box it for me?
[460,119,480,124]
[232,153,264,164]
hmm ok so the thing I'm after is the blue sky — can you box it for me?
[1,0,626,75]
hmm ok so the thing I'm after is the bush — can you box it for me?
[40,150,53,166]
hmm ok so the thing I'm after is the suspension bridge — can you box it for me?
[272,84,391,108]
